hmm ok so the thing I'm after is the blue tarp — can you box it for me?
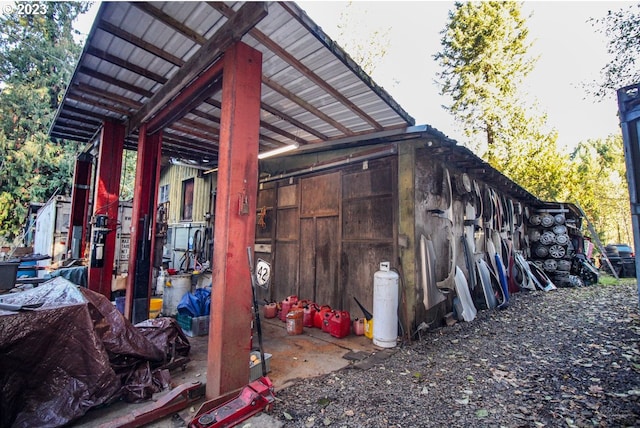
[177,287,211,317]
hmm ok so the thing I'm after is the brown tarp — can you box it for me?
[0,278,190,427]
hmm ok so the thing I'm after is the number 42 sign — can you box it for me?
[255,259,271,289]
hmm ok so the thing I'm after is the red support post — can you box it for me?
[125,125,162,322]
[207,42,262,399]
[67,153,92,259]
[88,121,125,297]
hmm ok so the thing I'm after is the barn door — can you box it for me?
[299,172,341,307]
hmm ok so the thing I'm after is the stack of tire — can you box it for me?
[528,212,580,287]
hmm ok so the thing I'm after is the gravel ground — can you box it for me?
[273,281,640,428]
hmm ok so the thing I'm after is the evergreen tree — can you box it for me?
[0,2,89,241]
[434,1,567,202]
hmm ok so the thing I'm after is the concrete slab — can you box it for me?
[74,317,381,427]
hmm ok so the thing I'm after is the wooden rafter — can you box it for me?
[209,1,384,132]
[127,2,269,133]
[85,46,168,84]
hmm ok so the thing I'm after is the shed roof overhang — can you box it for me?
[49,1,414,166]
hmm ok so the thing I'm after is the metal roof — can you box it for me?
[49,1,414,164]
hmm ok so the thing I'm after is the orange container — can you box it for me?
[286,309,304,335]
[263,302,278,319]
[280,295,299,322]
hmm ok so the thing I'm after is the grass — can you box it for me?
[598,274,638,287]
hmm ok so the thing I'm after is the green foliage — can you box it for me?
[0,1,89,241]
[435,1,572,207]
[568,134,632,245]
[590,3,640,98]
[434,1,537,153]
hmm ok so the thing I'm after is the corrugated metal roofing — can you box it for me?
[49,1,414,165]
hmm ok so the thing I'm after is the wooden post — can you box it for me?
[67,152,92,259]
[207,41,262,398]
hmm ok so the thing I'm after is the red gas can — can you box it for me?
[303,303,317,328]
[279,295,299,322]
[313,305,331,329]
[321,309,335,333]
[329,310,351,338]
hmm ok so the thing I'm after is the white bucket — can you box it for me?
[162,274,192,316]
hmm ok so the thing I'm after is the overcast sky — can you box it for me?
[75,1,629,152]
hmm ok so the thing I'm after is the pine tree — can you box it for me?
[0,2,89,241]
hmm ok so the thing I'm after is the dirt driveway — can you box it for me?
[274,280,640,427]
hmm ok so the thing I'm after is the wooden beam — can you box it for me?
[78,66,154,98]
[209,1,384,131]
[86,46,168,84]
[71,83,143,110]
[127,2,268,133]
[259,101,326,141]
[96,19,185,67]
[66,93,131,116]
[131,2,208,45]
[60,104,114,123]
[262,75,352,135]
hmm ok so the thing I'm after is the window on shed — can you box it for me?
[159,184,170,204]
[181,179,194,221]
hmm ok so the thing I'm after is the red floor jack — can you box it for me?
[188,248,275,428]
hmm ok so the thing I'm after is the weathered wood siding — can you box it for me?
[260,156,397,316]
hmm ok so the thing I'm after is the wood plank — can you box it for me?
[298,218,315,301]
[274,241,299,299]
[342,165,393,200]
[275,207,298,240]
[342,196,394,241]
[315,216,339,308]
[300,172,340,217]
[277,184,297,207]
[132,2,208,45]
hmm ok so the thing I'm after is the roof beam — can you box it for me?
[209,1,384,132]
[71,83,143,110]
[78,66,154,98]
[262,75,351,135]
[131,2,208,45]
[96,19,185,67]
[85,46,168,84]
[127,2,269,133]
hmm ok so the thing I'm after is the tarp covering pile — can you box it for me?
[0,277,190,427]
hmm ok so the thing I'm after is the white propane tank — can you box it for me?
[373,261,399,348]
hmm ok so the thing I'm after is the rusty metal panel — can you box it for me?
[300,172,340,217]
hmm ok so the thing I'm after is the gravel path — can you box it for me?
[273,282,640,427]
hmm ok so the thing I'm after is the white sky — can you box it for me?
[75,1,630,152]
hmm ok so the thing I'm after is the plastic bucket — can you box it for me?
[149,298,162,319]
[162,274,192,316]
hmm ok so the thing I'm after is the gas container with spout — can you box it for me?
[314,305,331,329]
[373,261,399,348]
[329,310,351,338]
[303,303,317,328]
[279,295,298,322]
